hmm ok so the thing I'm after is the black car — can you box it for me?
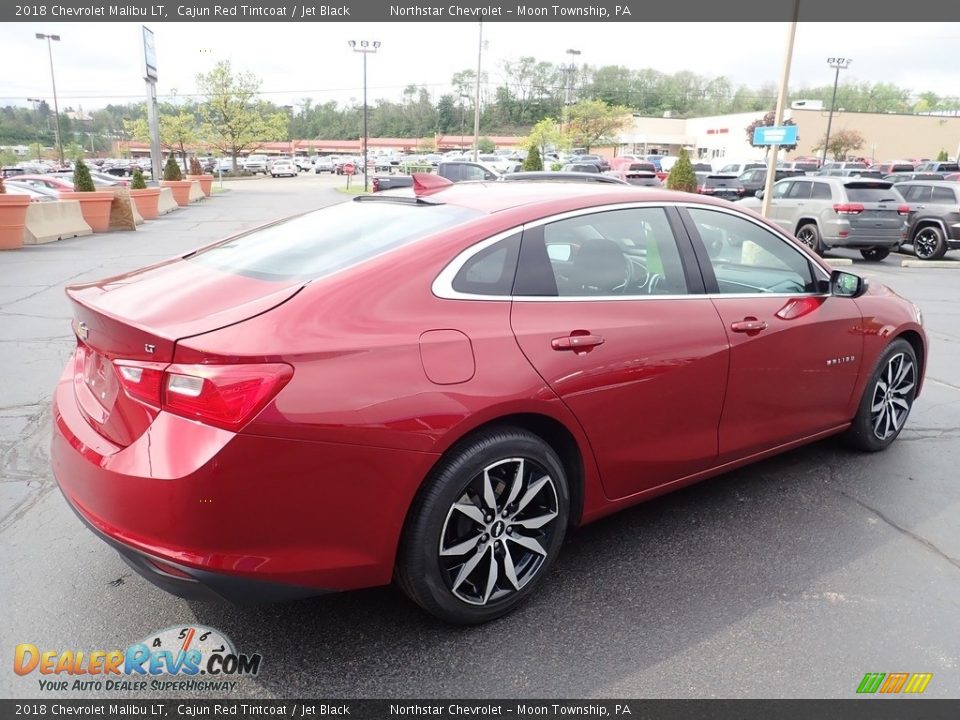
[737,168,805,198]
[698,174,744,201]
[562,163,601,174]
[897,181,960,260]
[569,154,610,172]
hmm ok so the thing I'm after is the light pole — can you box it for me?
[27,97,43,160]
[348,39,380,192]
[560,48,580,136]
[36,33,64,166]
[472,23,483,162]
[821,57,851,166]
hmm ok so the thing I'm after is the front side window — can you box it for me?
[514,208,690,297]
[688,208,817,295]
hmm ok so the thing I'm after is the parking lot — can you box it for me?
[1,174,958,699]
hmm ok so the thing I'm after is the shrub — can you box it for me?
[163,154,183,182]
[189,157,203,175]
[477,137,496,154]
[666,148,697,193]
[937,149,949,162]
[73,158,97,192]
[0,177,5,194]
[551,162,563,171]
[130,168,147,190]
[523,145,543,172]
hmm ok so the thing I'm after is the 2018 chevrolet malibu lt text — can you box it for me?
[52,177,926,624]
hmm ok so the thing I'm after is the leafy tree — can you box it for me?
[937,149,949,161]
[477,137,496,153]
[745,111,798,153]
[523,145,543,171]
[73,157,96,192]
[567,99,630,152]
[195,61,288,171]
[163,154,183,181]
[813,128,865,161]
[189,157,203,175]
[126,111,199,173]
[666,148,697,193]
[130,167,147,190]
[523,117,568,160]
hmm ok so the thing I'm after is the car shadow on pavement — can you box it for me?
[183,433,925,698]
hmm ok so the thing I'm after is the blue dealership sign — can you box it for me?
[753,125,798,146]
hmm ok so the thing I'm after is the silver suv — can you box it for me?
[748,177,908,261]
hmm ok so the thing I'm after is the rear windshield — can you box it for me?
[705,176,739,186]
[795,163,819,171]
[843,183,902,202]
[189,199,482,280]
[939,163,960,172]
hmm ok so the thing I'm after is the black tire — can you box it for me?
[396,427,570,624]
[796,223,825,256]
[859,247,890,261]
[913,225,947,260]
[843,338,918,452]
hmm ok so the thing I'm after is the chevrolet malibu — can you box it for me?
[52,177,927,624]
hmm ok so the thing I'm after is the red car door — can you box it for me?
[510,206,730,500]
[682,206,863,460]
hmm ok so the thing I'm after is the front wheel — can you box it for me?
[860,247,890,261]
[844,339,918,452]
[913,225,947,260]
[396,427,569,624]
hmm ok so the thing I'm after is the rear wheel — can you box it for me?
[844,339,918,452]
[396,427,569,624]
[859,247,890,261]
[796,223,825,256]
[913,225,946,260]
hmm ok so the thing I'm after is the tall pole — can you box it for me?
[760,1,799,218]
[562,49,581,135]
[348,40,379,192]
[145,79,162,181]
[472,22,482,162]
[28,98,43,160]
[821,58,852,165]
[36,34,64,165]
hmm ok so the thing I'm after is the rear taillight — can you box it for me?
[897,204,911,216]
[833,203,865,215]
[371,177,380,192]
[112,360,293,431]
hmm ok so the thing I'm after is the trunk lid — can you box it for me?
[66,256,304,447]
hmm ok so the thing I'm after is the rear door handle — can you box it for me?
[730,318,768,334]
[551,334,605,351]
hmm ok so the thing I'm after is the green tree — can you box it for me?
[523,117,568,160]
[813,128,865,161]
[477,137,496,153]
[937,149,949,161]
[567,99,630,152]
[73,157,96,192]
[163,154,183,181]
[126,111,199,173]
[666,148,697,193]
[195,61,288,171]
[523,144,543,171]
[130,167,147,190]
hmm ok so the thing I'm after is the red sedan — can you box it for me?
[52,177,927,624]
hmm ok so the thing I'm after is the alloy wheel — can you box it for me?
[913,228,941,259]
[438,457,559,606]
[796,226,817,250]
[870,352,915,441]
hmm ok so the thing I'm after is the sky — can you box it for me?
[2,22,958,112]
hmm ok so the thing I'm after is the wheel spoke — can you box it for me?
[507,534,547,556]
[514,475,550,515]
[891,396,911,412]
[893,381,914,396]
[451,547,486,592]
[481,546,498,604]
[502,544,521,591]
[872,405,887,436]
[504,459,524,508]
[482,469,497,514]
[440,533,484,557]
[452,501,485,525]
[512,510,558,530]
[871,396,886,413]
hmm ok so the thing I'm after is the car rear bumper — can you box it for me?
[51,362,438,602]
[825,232,902,248]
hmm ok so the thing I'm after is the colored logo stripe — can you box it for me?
[856,672,932,694]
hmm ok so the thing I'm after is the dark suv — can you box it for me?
[898,181,960,260]
[737,167,804,197]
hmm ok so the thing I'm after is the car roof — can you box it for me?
[387,180,735,214]
[894,180,958,187]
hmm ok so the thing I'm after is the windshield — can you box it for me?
[189,200,482,280]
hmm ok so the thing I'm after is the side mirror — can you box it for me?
[755,190,764,199]
[830,269,868,298]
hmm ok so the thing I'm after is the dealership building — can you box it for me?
[617,107,960,162]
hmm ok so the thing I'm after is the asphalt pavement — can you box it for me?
[1,176,958,700]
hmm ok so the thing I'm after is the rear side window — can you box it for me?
[901,186,931,203]
[931,187,957,203]
[811,182,832,199]
[786,182,812,199]
[190,200,481,280]
[843,184,901,203]
[452,234,520,296]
